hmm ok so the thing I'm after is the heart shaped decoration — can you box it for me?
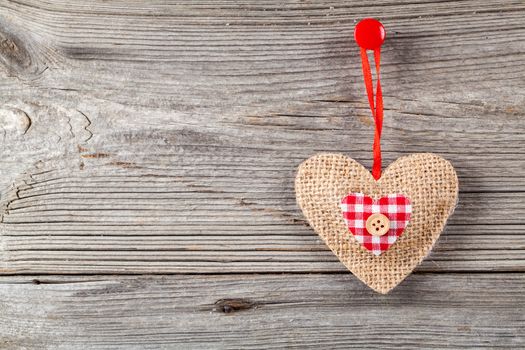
[295,153,458,293]
[341,193,412,256]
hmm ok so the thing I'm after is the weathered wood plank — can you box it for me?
[0,149,524,273]
[0,273,523,349]
[0,101,522,274]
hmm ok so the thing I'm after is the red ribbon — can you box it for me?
[360,47,383,180]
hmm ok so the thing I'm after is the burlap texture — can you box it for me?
[295,153,458,293]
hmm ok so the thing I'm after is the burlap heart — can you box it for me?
[295,153,458,293]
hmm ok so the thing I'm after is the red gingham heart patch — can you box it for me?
[340,193,412,256]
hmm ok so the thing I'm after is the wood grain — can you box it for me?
[0,0,524,347]
[0,273,523,349]
[0,153,524,274]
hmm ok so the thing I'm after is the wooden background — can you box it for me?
[0,0,524,348]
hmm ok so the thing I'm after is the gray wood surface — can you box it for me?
[0,0,524,348]
[1,273,524,349]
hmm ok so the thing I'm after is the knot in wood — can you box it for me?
[214,298,256,314]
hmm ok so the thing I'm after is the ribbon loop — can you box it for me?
[360,47,383,180]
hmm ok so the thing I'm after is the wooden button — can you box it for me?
[366,213,390,236]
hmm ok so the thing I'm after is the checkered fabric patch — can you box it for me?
[340,193,412,256]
